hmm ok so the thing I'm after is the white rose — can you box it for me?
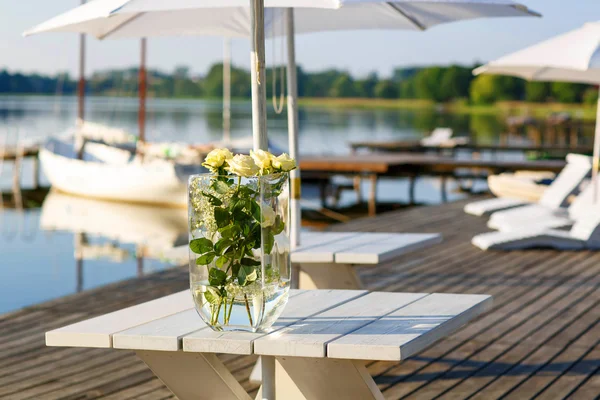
[272,153,297,172]
[261,204,276,227]
[250,149,274,173]
[226,154,259,177]
[202,148,233,170]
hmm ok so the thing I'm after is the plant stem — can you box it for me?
[213,298,223,326]
[223,297,228,325]
[244,294,254,326]
[226,297,234,324]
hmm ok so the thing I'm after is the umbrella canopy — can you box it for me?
[474,21,600,202]
[24,0,539,38]
[474,21,600,84]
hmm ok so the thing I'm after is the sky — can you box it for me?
[1,0,599,78]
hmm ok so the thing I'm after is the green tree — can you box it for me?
[399,79,415,99]
[583,87,599,105]
[439,66,472,101]
[328,74,357,98]
[525,81,551,102]
[551,82,586,103]
[470,75,524,104]
[374,80,399,99]
[414,67,445,102]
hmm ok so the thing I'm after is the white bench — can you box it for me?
[45,289,491,400]
[163,232,442,290]
[293,232,441,289]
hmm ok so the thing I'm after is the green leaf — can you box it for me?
[237,264,258,286]
[201,191,222,206]
[212,180,230,194]
[215,256,228,269]
[241,257,261,267]
[219,224,241,239]
[214,207,230,228]
[196,252,216,265]
[248,201,262,222]
[214,238,233,255]
[231,262,240,278]
[264,230,275,255]
[272,215,285,235]
[204,286,221,304]
[190,238,214,254]
[208,267,227,286]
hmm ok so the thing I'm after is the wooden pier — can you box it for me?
[350,140,594,156]
[0,144,41,190]
[2,197,600,399]
[300,154,565,216]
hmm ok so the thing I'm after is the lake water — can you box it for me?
[0,95,590,314]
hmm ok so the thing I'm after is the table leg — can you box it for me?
[256,357,384,400]
[136,350,251,400]
[297,263,362,290]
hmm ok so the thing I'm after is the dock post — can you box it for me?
[440,176,448,203]
[408,175,416,205]
[368,174,377,216]
[12,148,23,206]
[353,175,362,203]
[32,154,40,189]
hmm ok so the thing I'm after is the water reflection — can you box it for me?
[0,189,188,314]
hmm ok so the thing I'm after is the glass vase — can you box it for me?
[188,173,291,332]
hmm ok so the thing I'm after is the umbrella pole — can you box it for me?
[251,6,274,398]
[286,8,301,250]
[223,37,232,143]
[250,0,268,151]
[594,87,600,204]
[77,0,86,126]
[138,38,147,143]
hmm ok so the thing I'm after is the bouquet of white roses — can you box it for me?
[188,148,296,329]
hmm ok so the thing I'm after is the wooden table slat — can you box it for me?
[183,289,367,355]
[334,233,442,264]
[292,233,404,264]
[253,292,428,358]
[328,293,493,361]
[45,291,193,348]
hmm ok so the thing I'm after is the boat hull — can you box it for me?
[39,148,188,207]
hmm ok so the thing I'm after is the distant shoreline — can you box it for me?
[1,94,596,120]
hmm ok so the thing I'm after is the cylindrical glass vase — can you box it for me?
[188,173,291,332]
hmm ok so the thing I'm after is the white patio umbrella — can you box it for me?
[474,21,600,201]
[25,0,540,251]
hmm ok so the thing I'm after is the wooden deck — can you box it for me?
[2,197,600,399]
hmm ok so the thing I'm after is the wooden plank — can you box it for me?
[291,232,366,263]
[115,290,306,352]
[328,293,492,361]
[45,291,193,348]
[334,233,442,264]
[292,233,400,264]
[183,289,367,355]
[113,309,205,351]
[327,293,492,361]
[253,292,428,358]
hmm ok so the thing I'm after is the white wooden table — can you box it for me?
[46,289,491,400]
[163,232,442,290]
[293,232,442,289]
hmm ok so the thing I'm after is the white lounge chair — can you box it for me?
[464,154,592,217]
[472,211,600,251]
[491,178,600,232]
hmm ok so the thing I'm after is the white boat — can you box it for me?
[40,138,202,207]
[40,119,285,206]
